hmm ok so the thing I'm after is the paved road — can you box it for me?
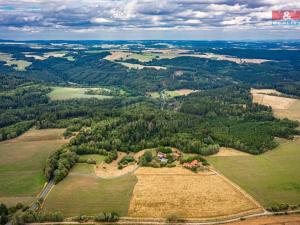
[5,180,55,225]
[30,180,55,210]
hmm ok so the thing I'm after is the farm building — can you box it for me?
[157,152,167,159]
[183,160,199,169]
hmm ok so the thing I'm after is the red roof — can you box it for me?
[183,160,199,168]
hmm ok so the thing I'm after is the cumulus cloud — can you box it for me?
[0,0,299,38]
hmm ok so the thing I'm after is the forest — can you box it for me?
[1,41,300,96]
[1,41,300,184]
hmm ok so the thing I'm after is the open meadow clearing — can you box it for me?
[48,87,113,100]
[208,137,300,208]
[148,89,198,99]
[0,129,67,206]
[0,52,32,71]
[119,62,166,70]
[104,51,175,62]
[251,88,300,122]
[128,167,261,219]
[42,168,137,217]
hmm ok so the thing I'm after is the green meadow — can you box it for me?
[208,137,300,207]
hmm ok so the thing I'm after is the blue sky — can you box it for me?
[0,0,299,40]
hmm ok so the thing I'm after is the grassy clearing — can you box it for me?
[70,163,95,174]
[208,137,300,207]
[79,154,105,164]
[119,62,166,70]
[0,129,67,206]
[48,87,112,100]
[0,53,32,71]
[148,89,197,99]
[128,167,260,219]
[42,172,137,217]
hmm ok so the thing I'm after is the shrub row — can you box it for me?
[12,211,63,225]
[267,203,300,212]
[73,212,119,222]
[78,158,97,164]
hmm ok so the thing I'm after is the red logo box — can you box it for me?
[272,10,300,20]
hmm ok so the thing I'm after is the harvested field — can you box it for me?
[44,51,67,58]
[251,88,300,121]
[105,51,178,62]
[128,167,261,219]
[211,147,250,157]
[0,129,67,206]
[250,88,282,95]
[104,51,131,61]
[252,93,295,110]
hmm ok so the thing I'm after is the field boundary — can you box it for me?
[26,210,300,225]
[209,167,264,212]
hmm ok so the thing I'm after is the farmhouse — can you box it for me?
[157,152,167,159]
[183,160,199,169]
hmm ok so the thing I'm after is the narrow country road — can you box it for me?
[5,180,55,225]
[30,180,55,210]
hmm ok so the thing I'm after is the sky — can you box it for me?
[0,0,299,40]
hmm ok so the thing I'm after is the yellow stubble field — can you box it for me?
[128,167,262,220]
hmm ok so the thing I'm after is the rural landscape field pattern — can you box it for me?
[0,40,300,224]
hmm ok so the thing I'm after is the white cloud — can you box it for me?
[0,0,299,39]
[221,16,251,25]
[90,17,111,23]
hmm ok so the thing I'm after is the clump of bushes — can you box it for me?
[199,144,220,156]
[0,203,9,225]
[166,213,185,223]
[157,146,172,154]
[139,150,153,166]
[267,203,293,212]
[73,215,91,222]
[94,212,119,222]
[105,150,118,163]
[72,212,119,223]
[63,129,73,138]
[118,155,135,168]
[12,210,63,225]
[44,148,78,183]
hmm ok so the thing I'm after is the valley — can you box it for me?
[0,40,300,224]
